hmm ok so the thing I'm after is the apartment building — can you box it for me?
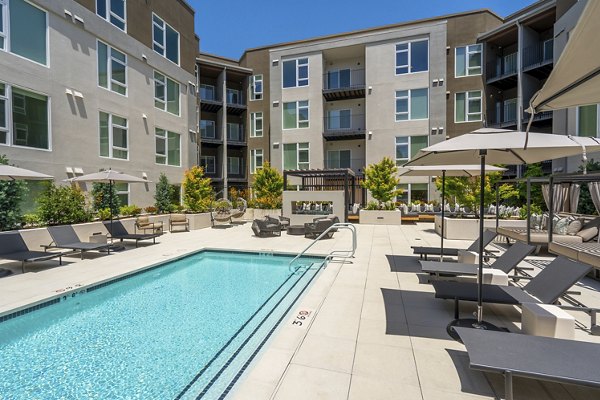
[0,0,199,208]
[240,11,502,203]
[196,53,251,194]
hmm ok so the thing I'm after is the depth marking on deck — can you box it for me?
[290,308,314,329]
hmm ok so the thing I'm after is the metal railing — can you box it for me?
[324,157,365,172]
[522,39,553,69]
[200,123,219,140]
[288,223,357,273]
[486,52,518,80]
[226,124,245,142]
[323,68,365,91]
[323,114,365,133]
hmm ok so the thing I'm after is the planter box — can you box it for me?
[359,210,402,225]
[434,215,527,240]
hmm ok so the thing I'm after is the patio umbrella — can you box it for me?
[397,165,506,260]
[404,128,600,337]
[0,165,53,180]
[68,170,150,234]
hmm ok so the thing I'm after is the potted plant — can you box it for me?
[359,157,403,225]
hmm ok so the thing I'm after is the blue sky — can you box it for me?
[190,0,536,60]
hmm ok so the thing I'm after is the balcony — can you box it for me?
[323,113,366,141]
[324,157,365,174]
[523,39,554,79]
[226,124,246,146]
[486,52,518,89]
[199,158,222,180]
[523,110,553,125]
[227,157,247,181]
[200,122,222,145]
[199,86,223,113]
[490,100,518,128]
[226,90,246,115]
[322,69,365,101]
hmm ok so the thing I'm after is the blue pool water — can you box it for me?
[0,250,322,399]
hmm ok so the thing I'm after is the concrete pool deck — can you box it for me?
[1,222,600,399]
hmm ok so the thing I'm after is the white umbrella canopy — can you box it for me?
[398,165,506,177]
[529,0,600,112]
[68,170,149,184]
[0,165,53,181]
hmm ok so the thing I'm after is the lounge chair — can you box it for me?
[432,256,592,320]
[0,231,63,273]
[412,229,498,260]
[455,327,600,400]
[103,221,161,247]
[271,215,290,231]
[251,217,281,237]
[420,242,535,278]
[47,225,111,259]
[135,215,163,234]
[169,213,189,232]
[304,215,340,239]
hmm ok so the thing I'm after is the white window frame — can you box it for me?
[0,82,8,145]
[394,135,428,165]
[154,127,181,167]
[116,182,129,206]
[226,88,242,105]
[250,148,263,174]
[395,39,429,75]
[99,111,128,160]
[153,70,180,115]
[227,122,243,142]
[576,104,600,137]
[200,120,215,139]
[96,0,126,31]
[0,0,6,51]
[152,12,179,65]
[284,142,310,170]
[455,44,482,77]
[282,100,309,129]
[397,183,429,203]
[250,74,263,100]
[395,89,429,121]
[455,91,483,123]
[282,57,309,88]
[97,40,127,96]
[0,0,49,67]
[250,112,263,137]
[199,155,216,174]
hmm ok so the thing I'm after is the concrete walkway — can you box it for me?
[1,223,599,400]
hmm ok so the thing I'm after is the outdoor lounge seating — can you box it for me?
[420,241,535,279]
[103,221,161,247]
[455,327,600,400]
[432,256,592,320]
[497,216,600,247]
[304,215,340,239]
[0,231,63,273]
[169,213,189,232]
[549,241,600,272]
[272,215,290,231]
[251,217,282,237]
[46,225,111,259]
[412,229,497,260]
[135,216,163,234]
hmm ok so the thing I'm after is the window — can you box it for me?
[455,44,482,77]
[250,75,263,100]
[115,182,129,206]
[283,143,309,170]
[326,150,351,169]
[155,127,180,166]
[3,86,49,149]
[250,112,263,137]
[226,88,242,105]
[283,58,309,88]
[152,13,179,64]
[227,157,241,175]
[395,89,428,121]
[96,0,126,31]
[327,109,351,130]
[455,91,482,122]
[98,41,127,95]
[200,84,216,101]
[577,105,599,137]
[283,100,309,129]
[154,71,179,115]
[200,120,215,139]
[2,0,47,65]
[227,122,243,142]
[395,136,428,166]
[250,149,263,174]
[397,183,428,203]
[199,156,216,174]
[99,111,128,159]
[395,39,428,74]
[326,69,351,90]
[0,83,7,145]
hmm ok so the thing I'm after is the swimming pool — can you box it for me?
[0,250,323,399]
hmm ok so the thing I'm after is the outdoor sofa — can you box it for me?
[497,215,600,247]
[104,221,161,247]
[0,231,63,273]
[304,215,340,239]
[46,225,111,259]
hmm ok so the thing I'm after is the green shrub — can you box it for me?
[361,157,402,207]
[37,183,93,226]
[97,208,112,221]
[22,213,42,228]
[91,182,120,215]
[0,155,27,231]
[119,205,142,217]
[183,166,214,212]
[365,200,396,210]
[154,173,173,214]
[252,162,283,209]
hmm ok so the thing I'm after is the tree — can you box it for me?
[154,173,173,213]
[252,162,283,209]
[91,182,120,215]
[361,157,401,207]
[435,171,503,214]
[183,166,214,212]
[37,183,92,225]
[0,155,27,231]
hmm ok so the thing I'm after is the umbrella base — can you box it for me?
[0,268,13,278]
[446,318,506,343]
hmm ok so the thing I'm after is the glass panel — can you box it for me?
[98,42,108,88]
[99,112,109,157]
[455,47,466,77]
[167,131,180,166]
[155,134,166,164]
[468,46,482,74]
[327,71,339,89]
[166,78,179,115]
[411,89,428,119]
[411,40,428,73]
[283,102,297,129]
[10,0,47,65]
[282,60,296,88]
[455,93,466,122]
[396,51,408,74]
[153,23,163,51]
[298,101,309,128]
[328,151,340,168]
[395,137,408,162]
[340,150,351,168]
[339,69,350,88]
[397,184,409,203]
[410,136,428,158]
[96,0,107,17]
[340,109,351,129]
[283,144,297,170]
[11,87,48,149]
[165,25,179,64]
[110,0,125,19]
[111,59,126,84]
[578,105,598,137]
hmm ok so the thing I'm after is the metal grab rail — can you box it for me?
[288,223,357,273]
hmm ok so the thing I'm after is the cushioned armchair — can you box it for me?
[135,216,163,234]
[304,215,339,239]
[169,213,190,232]
[252,217,282,237]
[268,215,290,231]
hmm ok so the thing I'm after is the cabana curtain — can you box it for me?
[542,183,569,213]
[588,182,600,214]
[569,184,580,214]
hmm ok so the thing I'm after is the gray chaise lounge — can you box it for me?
[46,225,112,259]
[104,221,161,247]
[1,231,63,273]
[411,230,498,261]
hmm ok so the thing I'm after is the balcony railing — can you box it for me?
[323,68,365,91]
[226,124,245,142]
[200,123,220,141]
[324,157,365,173]
[324,113,365,133]
[523,39,553,70]
[227,158,246,179]
[226,92,246,107]
[486,52,518,81]
[200,159,221,177]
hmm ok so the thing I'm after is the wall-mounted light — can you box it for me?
[368,86,373,95]
[74,15,84,24]
[73,91,84,99]
[142,54,147,62]
[73,167,84,175]
[368,131,373,137]
[142,172,148,180]
[142,113,147,119]
[65,89,73,96]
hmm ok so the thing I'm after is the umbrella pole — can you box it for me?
[440,170,446,261]
[476,152,486,325]
[109,180,114,239]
